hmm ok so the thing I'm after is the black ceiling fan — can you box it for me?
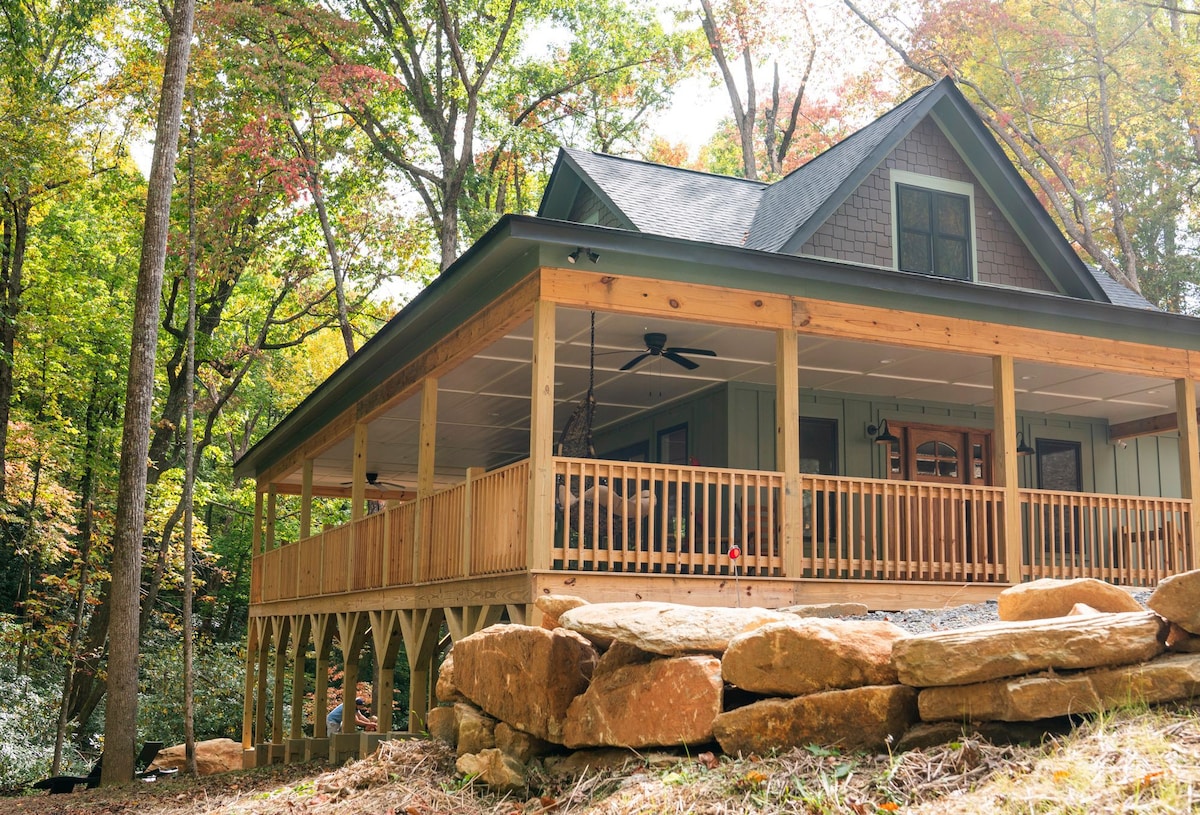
[341,471,405,490]
[619,332,716,371]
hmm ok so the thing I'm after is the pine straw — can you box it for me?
[11,704,1200,814]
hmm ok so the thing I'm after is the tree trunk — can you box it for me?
[183,121,198,776]
[102,0,195,785]
[0,197,29,500]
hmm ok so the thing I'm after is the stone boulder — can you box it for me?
[455,748,526,793]
[456,704,497,756]
[447,624,597,744]
[536,594,589,629]
[1149,569,1200,634]
[495,723,554,763]
[723,618,907,696]
[778,602,869,618]
[918,652,1200,722]
[435,650,467,704]
[149,738,243,776]
[713,685,918,755]
[426,705,459,747]
[892,611,1168,687]
[998,578,1142,621]
[562,655,722,749]
[558,602,797,655]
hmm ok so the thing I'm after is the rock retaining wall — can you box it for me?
[431,574,1200,791]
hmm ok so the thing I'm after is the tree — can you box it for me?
[102,0,196,784]
[696,0,860,180]
[844,0,1200,304]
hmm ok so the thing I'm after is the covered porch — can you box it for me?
[237,246,1200,765]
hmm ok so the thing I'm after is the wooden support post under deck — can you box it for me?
[527,301,556,571]
[311,614,333,738]
[776,328,802,577]
[241,617,260,750]
[300,459,313,540]
[255,620,270,746]
[265,487,277,551]
[334,612,367,735]
[271,618,288,745]
[993,355,1022,584]
[1176,378,1200,568]
[369,609,403,733]
[288,615,309,740]
[399,608,443,732]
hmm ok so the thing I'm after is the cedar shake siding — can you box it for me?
[800,119,1057,293]
[568,187,624,229]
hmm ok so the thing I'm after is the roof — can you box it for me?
[541,78,1123,305]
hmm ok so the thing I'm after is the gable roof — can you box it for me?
[540,78,1119,305]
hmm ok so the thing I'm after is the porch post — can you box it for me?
[271,618,288,753]
[240,614,260,752]
[351,423,368,522]
[776,328,802,576]
[300,458,313,540]
[527,300,556,571]
[1175,378,1200,568]
[463,466,484,577]
[414,378,438,582]
[265,486,277,550]
[252,488,264,557]
[993,354,1023,584]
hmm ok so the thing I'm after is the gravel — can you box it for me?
[851,589,1154,634]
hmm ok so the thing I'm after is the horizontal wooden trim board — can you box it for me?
[542,268,1197,379]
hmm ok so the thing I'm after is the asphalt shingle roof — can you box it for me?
[562,148,766,247]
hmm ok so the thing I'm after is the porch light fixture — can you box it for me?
[567,247,599,264]
[1016,432,1035,456]
[867,418,899,445]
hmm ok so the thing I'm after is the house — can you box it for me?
[232,78,1200,765]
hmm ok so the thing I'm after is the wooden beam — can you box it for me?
[527,300,556,572]
[287,615,310,740]
[300,459,313,540]
[334,611,368,735]
[351,423,368,522]
[310,613,333,738]
[418,379,438,496]
[252,489,264,558]
[258,272,539,486]
[368,609,404,734]
[255,618,270,746]
[270,617,290,743]
[399,607,445,730]
[463,467,484,577]
[542,268,1197,379]
[776,329,802,577]
[1176,379,1200,569]
[992,355,1022,584]
[241,617,260,750]
[265,487,277,551]
[1110,409,1200,441]
[268,482,414,501]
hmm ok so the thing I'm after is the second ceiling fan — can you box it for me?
[620,332,716,371]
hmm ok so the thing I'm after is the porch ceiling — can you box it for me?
[297,307,1181,495]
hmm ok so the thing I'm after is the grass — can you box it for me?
[6,703,1199,814]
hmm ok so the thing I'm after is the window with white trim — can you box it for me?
[891,171,976,281]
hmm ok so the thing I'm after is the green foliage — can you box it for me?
[138,627,247,743]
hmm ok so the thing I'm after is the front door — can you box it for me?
[885,422,992,579]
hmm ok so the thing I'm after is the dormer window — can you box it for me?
[891,171,975,281]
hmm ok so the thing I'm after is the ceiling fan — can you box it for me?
[341,471,405,490]
[619,332,716,371]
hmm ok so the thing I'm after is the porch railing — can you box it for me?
[553,457,784,576]
[1020,489,1193,586]
[799,476,1007,582]
[250,459,1196,605]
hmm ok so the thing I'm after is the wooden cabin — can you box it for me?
[233,78,1200,765]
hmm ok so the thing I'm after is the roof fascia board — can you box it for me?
[234,217,539,481]
[513,217,1200,349]
[927,90,1107,302]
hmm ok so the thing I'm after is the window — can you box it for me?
[892,171,974,281]
[799,418,838,475]
[1037,439,1082,491]
[657,424,688,465]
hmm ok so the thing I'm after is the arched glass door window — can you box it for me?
[915,440,959,479]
